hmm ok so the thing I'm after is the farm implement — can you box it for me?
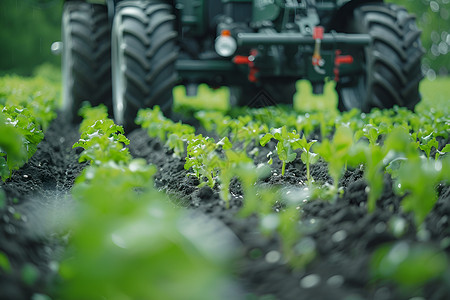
[59,0,424,129]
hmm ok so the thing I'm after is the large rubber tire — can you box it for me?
[112,1,179,131]
[62,1,112,122]
[230,81,296,108]
[336,3,424,112]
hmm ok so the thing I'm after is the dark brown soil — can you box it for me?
[1,114,449,300]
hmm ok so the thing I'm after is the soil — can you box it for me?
[1,114,449,300]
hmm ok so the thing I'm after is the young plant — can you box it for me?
[184,134,219,188]
[0,107,44,180]
[74,105,131,165]
[355,123,381,145]
[64,157,235,300]
[371,242,448,289]
[394,155,449,226]
[350,142,386,212]
[260,126,302,176]
[296,136,319,184]
[313,125,354,197]
[212,144,255,207]
[416,134,439,160]
[0,118,28,181]
[135,106,172,142]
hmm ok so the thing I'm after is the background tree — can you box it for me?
[0,0,62,75]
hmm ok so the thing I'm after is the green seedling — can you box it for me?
[296,136,319,185]
[235,121,268,151]
[314,125,354,197]
[416,134,439,160]
[356,123,381,145]
[65,158,234,300]
[394,156,449,226]
[212,147,254,207]
[260,126,302,176]
[0,107,44,181]
[74,117,130,165]
[184,134,219,188]
[348,135,395,213]
[371,242,448,288]
[436,144,450,160]
[136,106,172,142]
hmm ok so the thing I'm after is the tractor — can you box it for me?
[60,0,424,130]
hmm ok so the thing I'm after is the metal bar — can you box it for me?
[176,60,236,72]
[237,32,371,46]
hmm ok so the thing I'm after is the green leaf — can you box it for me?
[260,133,274,146]
[0,251,11,273]
[217,137,233,150]
[371,242,447,287]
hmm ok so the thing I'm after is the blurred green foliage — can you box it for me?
[0,0,62,75]
[388,0,449,76]
[0,0,447,75]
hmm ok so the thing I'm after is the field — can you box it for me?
[0,72,449,300]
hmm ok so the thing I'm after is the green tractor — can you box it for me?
[61,0,424,130]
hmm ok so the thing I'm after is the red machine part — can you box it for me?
[334,50,354,81]
[232,49,259,83]
[312,26,325,74]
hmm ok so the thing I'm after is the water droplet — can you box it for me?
[439,41,449,55]
[440,237,450,249]
[388,241,409,264]
[374,222,386,234]
[430,1,440,12]
[295,237,316,255]
[300,274,321,289]
[390,216,407,238]
[265,250,281,263]
[49,261,59,272]
[417,227,431,242]
[111,233,127,249]
[3,215,10,223]
[438,216,448,228]
[426,69,437,81]
[5,224,16,235]
[431,44,440,57]
[332,230,347,243]
[431,31,441,43]
[326,275,344,287]
[374,287,391,299]
[261,214,280,231]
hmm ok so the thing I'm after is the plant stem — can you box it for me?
[282,161,286,176]
[306,163,310,184]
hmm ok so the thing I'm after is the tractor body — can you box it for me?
[62,0,424,129]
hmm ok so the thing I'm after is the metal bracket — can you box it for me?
[295,0,320,35]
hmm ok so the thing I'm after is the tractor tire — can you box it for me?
[231,81,296,108]
[62,1,112,122]
[112,1,179,131]
[336,3,424,112]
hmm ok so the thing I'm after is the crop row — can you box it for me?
[0,75,59,181]
[138,105,450,226]
[58,105,237,300]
